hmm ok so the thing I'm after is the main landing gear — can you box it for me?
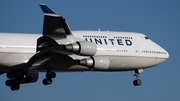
[42,65,56,85]
[133,69,143,86]
[5,71,33,91]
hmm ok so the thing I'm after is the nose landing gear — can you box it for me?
[133,69,143,86]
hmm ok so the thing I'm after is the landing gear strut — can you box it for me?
[133,69,143,86]
[42,65,56,85]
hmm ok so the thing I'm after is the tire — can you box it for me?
[43,78,52,85]
[133,79,142,86]
[136,79,142,86]
[133,80,138,86]
[43,79,48,85]
[46,78,52,84]
[10,84,20,91]
[5,80,12,86]
[6,72,14,78]
[49,72,56,78]
[26,77,33,83]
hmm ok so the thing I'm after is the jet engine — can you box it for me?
[79,56,110,70]
[64,41,97,56]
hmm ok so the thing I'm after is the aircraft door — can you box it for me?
[0,42,3,52]
[135,46,140,56]
[134,46,140,66]
[106,31,113,39]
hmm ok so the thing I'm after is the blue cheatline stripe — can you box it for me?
[39,4,55,14]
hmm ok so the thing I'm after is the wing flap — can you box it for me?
[25,45,77,71]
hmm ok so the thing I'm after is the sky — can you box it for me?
[0,0,179,101]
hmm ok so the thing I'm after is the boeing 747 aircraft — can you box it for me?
[0,4,169,91]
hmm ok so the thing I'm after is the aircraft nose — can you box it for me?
[155,47,169,65]
[165,49,169,59]
[162,47,169,60]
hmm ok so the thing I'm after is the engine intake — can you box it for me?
[64,41,97,56]
[79,56,110,70]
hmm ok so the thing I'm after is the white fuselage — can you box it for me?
[0,31,169,72]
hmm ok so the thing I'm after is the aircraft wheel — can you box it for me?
[46,72,56,78]
[133,79,142,86]
[6,72,14,78]
[20,78,26,83]
[26,77,33,83]
[46,78,52,85]
[43,78,52,85]
[43,79,48,85]
[10,84,20,91]
[49,72,56,78]
[5,80,12,86]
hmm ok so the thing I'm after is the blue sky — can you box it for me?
[0,0,179,101]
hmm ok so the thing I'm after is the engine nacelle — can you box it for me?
[79,56,110,70]
[26,72,39,83]
[64,41,97,56]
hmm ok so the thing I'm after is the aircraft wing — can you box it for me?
[24,4,78,71]
[39,4,72,37]
[25,43,79,71]
[25,34,78,71]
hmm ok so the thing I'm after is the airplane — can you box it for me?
[0,4,169,91]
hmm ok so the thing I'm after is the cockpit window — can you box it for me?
[145,36,149,39]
